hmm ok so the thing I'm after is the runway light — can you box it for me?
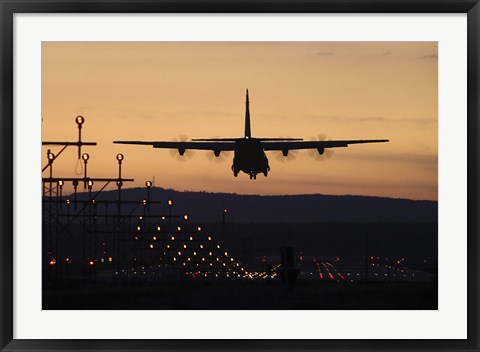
[184,214,188,221]
[177,226,181,231]
[171,236,175,241]
[49,259,56,266]
[108,257,113,262]
[82,153,89,161]
[146,180,152,188]
[116,153,124,161]
[189,236,193,241]
[153,236,157,241]
[89,260,95,267]
[197,226,202,232]
[168,200,172,206]
[207,236,212,241]
[157,226,161,231]
[65,258,70,263]
[75,115,85,125]
[58,180,64,187]
[150,244,154,249]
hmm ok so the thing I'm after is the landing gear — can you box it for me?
[263,170,268,177]
[232,165,239,177]
[249,172,257,180]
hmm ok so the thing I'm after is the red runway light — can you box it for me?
[49,259,56,266]
[88,260,95,266]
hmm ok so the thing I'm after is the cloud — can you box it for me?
[110,107,155,120]
[276,174,437,196]
[420,54,438,59]
[316,51,335,56]
[303,114,437,125]
[341,152,437,167]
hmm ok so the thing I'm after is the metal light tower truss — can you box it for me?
[42,116,248,286]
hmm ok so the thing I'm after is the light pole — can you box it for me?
[75,115,84,159]
[168,199,173,226]
[72,180,78,210]
[58,180,64,200]
[82,153,89,189]
[222,208,227,250]
[115,153,124,279]
[145,181,152,211]
[47,149,54,180]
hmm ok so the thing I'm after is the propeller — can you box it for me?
[308,134,335,161]
[205,136,232,163]
[275,149,298,163]
[206,151,232,163]
[275,136,298,162]
[169,135,195,161]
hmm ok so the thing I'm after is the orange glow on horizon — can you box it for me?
[42,42,437,200]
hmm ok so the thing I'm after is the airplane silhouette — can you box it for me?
[114,90,389,179]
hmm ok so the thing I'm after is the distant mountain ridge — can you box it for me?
[74,187,437,223]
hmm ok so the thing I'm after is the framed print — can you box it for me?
[1,1,478,351]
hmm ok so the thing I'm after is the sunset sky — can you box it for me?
[42,42,437,200]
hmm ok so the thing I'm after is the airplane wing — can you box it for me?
[113,141,236,151]
[262,139,389,151]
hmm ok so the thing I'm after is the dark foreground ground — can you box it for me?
[43,281,437,310]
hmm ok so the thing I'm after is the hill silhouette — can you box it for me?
[73,187,437,223]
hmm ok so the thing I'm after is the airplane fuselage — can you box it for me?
[232,138,270,179]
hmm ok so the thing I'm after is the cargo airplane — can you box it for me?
[114,90,389,179]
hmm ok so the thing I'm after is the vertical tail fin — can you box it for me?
[245,89,251,138]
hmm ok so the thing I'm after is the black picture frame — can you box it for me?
[1,1,478,351]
